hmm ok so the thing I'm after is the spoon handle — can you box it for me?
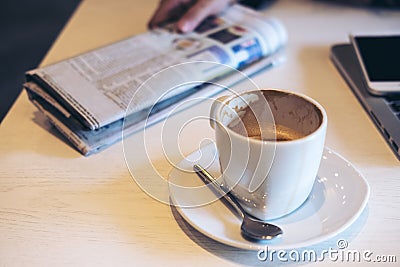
[193,164,245,219]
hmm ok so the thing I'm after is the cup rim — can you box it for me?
[214,88,328,145]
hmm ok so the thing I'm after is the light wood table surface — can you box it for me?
[1,0,399,266]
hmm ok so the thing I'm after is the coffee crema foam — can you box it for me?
[252,124,305,141]
[230,122,305,141]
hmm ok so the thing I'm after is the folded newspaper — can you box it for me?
[24,4,287,156]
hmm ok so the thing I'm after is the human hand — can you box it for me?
[148,0,234,33]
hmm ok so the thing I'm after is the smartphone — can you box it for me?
[350,34,400,95]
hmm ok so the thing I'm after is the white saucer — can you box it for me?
[168,143,369,250]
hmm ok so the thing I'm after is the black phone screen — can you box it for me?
[353,36,400,82]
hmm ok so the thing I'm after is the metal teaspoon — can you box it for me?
[193,164,283,242]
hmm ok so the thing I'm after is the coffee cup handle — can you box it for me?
[210,95,229,129]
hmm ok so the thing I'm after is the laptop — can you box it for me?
[330,43,400,160]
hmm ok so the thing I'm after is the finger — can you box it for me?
[148,0,192,29]
[148,0,176,29]
[177,0,233,32]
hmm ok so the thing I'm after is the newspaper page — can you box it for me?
[25,4,286,130]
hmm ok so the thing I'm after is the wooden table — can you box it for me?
[1,0,399,265]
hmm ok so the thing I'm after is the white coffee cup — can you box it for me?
[210,89,327,220]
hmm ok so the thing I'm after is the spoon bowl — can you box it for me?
[193,164,283,242]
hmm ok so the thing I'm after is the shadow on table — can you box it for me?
[30,111,82,158]
[170,202,369,266]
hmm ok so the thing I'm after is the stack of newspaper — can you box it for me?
[24,4,287,156]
